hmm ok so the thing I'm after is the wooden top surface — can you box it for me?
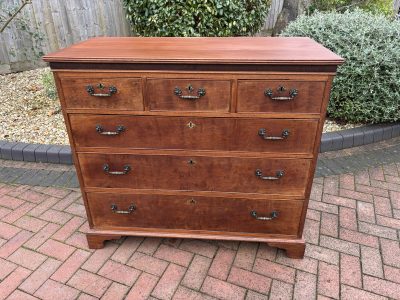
[43,37,343,65]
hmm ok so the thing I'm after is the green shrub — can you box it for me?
[123,0,270,37]
[309,0,393,16]
[42,70,57,100]
[282,10,400,124]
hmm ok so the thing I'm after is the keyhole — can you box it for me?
[277,86,286,92]
[186,121,196,129]
[97,83,105,90]
[188,159,196,165]
[188,198,196,204]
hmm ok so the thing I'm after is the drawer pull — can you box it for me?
[96,125,125,136]
[251,210,279,220]
[86,84,117,97]
[111,203,136,214]
[258,128,289,140]
[255,169,284,180]
[174,84,206,100]
[265,87,298,101]
[103,164,131,175]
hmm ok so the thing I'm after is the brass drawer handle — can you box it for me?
[255,169,284,180]
[258,128,289,140]
[251,210,279,220]
[103,164,131,175]
[111,203,136,214]
[174,84,206,100]
[96,125,125,136]
[265,87,298,101]
[86,84,117,97]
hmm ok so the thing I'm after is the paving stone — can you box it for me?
[34,144,50,163]
[22,143,40,162]
[21,169,52,186]
[363,127,375,145]
[339,130,354,149]
[52,171,76,188]
[382,125,393,140]
[0,167,25,183]
[269,280,293,300]
[201,276,246,300]
[13,168,40,185]
[46,145,63,164]
[38,170,64,187]
[0,134,399,300]
[68,269,112,298]
[0,142,18,160]
[59,146,73,165]
[11,142,29,161]
[351,130,364,147]
[0,140,8,159]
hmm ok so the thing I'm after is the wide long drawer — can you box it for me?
[78,153,312,197]
[87,192,303,235]
[70,115,318,154]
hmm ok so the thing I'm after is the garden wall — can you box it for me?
[0,0,131,74]
[0,0,288,74]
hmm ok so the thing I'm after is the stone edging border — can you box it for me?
[0,122,399,165]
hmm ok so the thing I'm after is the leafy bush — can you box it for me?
[309,0,393,16]
[42,70,57,100]
[123,0,270,37]
[282,10,400,124]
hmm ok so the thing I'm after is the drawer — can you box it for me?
[70,114,318,154]
[237,80,326,113]
[60,76,143,110]
[146,78,231,112]
[87,192,303,235]
[78,153,312,197]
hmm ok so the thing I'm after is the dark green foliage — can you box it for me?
[282,10,400,124]
[123,0,270,37]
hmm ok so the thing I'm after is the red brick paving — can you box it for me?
[0,162,400,299]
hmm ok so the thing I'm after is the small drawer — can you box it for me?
[87,192,303,235]
[237,80,326,113]
[70,114,318,155]
[78,153,312,197]
[60,76,143,110]
[146,78,231,112]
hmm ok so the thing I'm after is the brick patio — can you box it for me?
[0,159,400,299]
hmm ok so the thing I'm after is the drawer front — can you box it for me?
[60,77,143,110]
[87,192,303,235]
[237,80,326,113]
[70,115,318,154]
[146,79,231,112]
[78,153,312,196]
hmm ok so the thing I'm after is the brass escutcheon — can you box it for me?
[186,121,196,129]
[188,159,196,165]
[188,198,196,204]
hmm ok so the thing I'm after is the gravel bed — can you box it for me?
[0,68,68,145]
[0,67,362,146]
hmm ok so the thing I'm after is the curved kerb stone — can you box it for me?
[0,122,399,165]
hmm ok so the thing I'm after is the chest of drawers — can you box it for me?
[44,37,343,258]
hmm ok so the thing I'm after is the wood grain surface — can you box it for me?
[69,114,318,154]
[43,37,344,65]
[87,192,303,235]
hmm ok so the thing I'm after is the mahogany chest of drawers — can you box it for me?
[44,37,343,258]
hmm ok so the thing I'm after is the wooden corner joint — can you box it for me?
[267,239,306,259]
[86,233,122,249]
